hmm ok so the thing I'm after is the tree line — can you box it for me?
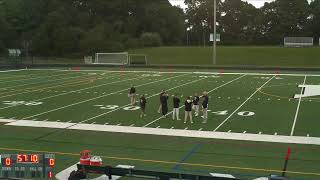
[0,0,184,56]
[0,0,319,57]
[185,0,320,46]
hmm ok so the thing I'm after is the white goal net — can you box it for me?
[95,52,129,65]
[284,37,314,47]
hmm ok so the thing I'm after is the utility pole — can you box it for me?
[213,0,217,65]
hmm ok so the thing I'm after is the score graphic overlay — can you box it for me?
[0,154,55,178]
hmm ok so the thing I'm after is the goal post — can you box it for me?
[94,52,128,65]
[284,37,314,47]
[128,54,148,65]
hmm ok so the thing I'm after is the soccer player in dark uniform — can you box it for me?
[172,94,181,120]
[193,93,200,117]
[139,94,147,118]
[184,96,193,124]
[128,85,136,106]
[201,91,209,123]
[160,91,169,118]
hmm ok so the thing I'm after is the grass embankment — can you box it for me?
[130,46,320,67]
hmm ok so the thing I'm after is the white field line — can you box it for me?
[0,74,142,110]
[26,68,320,77]
[23,74,186,120]
[0,69,25,73]
[290,75,307,136]
[79,76,207,123]
[0,70,110,91]
[143,74,246,127]
[0,76,103,99]
[7,120,320,145]
[214,76,275,131]
[0,71,78,84]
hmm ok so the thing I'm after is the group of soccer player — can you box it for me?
[161,91,209,124]
[128,85,209,124]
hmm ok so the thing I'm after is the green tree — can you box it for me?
[140,32,162,47]
[220,0,261,44]
[185,0,223,46]
[309,0,320,44]
[261,0,310,44]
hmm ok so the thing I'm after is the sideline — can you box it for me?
[3,120,320,146]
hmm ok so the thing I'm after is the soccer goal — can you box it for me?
[284,37,314,47]
[128,54,148,65]
[95,52,128,65]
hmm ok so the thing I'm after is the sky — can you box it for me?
[169,0,274,9]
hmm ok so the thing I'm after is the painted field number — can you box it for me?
[3,101,43,106]
[237,111,255,116]
[95,105,140,111]
[212,110,255,117]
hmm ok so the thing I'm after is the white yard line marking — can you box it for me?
[0,72,94,91]
[214,76,275,132]
[7,120,320,145]
[290,75,307,136]
[243,131,247,133]
[129,124,135,127]
[144,74,246,127]
[67,120,72,123]
[20,75,183,120]
[26,68,320,77]
[0,74,128,111]
[81,75,201,123]
[0,71,76,84]
[0,69,24,73]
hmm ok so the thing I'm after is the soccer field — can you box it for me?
[0,68,320,179]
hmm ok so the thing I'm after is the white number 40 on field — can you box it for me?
[211,110,255,117]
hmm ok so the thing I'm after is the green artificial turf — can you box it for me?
[0,69,320,180]
[0,126,320,180]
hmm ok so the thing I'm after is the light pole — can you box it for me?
[213,0,217,65]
